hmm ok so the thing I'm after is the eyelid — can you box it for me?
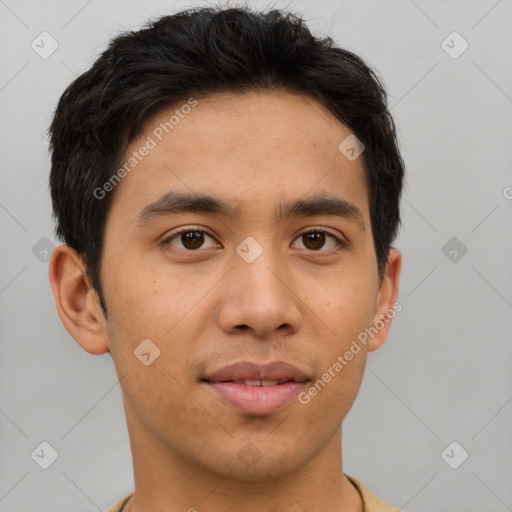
[292,226,347,251]
[162,225,221,248]
[161,225,347,251]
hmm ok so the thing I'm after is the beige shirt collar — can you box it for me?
[107,474,399,512]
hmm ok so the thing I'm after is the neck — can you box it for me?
[122,405,363,512]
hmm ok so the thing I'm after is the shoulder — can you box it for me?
[346,474,400,512]
[106,480,398,512]
[105,491,134,512]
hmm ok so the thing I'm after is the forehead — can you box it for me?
[108,89,369,224]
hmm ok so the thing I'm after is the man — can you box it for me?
[48,5,404,511]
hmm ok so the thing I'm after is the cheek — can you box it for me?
[293,342,367,448]
[291,274,375,411]
[102,255,201,338]
[103,257,214,387]
[122,365,212,441]
[316,273,377,342]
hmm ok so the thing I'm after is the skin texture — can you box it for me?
[49,90,401,512]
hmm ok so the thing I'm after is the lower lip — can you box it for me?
[202,381,308,415]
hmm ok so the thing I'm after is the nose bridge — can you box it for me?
[240,255,285,305]
[236,241,289,311]
[216,239,302,336]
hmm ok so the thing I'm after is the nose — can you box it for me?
[215,250,303,339]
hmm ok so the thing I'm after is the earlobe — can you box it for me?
[48,244,110,355]
[367,248,402,352]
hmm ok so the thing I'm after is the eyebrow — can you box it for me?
[136,191,365,231]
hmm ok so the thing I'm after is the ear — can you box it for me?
[48,244,110,355]
[367,247,402,352]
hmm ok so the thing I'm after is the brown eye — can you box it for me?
[164,229,219,251]
[302,232,326,250]
[181,231,204,249]
[292,230,340,251]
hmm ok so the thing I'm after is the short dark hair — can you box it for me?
[49,4,405,315]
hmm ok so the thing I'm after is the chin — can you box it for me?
[199,442,307,483]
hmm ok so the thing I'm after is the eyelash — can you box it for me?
[162,226,346,253]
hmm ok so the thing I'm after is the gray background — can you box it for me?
[1,0,511,511]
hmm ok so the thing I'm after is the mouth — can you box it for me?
[220,379,294,386]
[201,361,310,415]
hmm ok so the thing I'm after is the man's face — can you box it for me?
[100,90,387,479]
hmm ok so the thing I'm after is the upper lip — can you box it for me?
[202,361,310,383]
